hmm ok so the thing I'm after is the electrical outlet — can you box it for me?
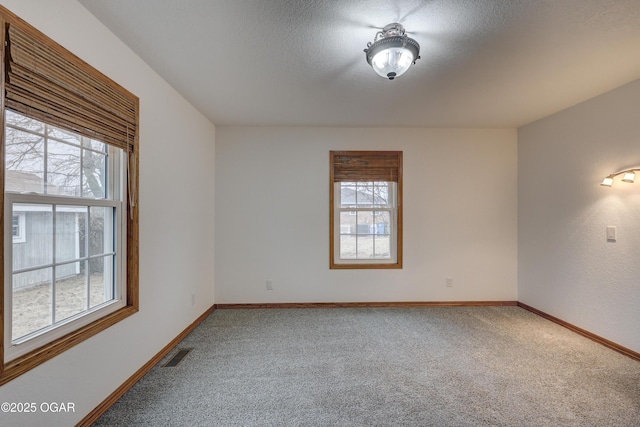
[191,293,196,305]
[446,277,454,288]
[266,280,273,291]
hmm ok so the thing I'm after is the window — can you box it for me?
[1,6,139,385]
[5,111,123,359]
[330,151,402,269]
[12,213,25,243]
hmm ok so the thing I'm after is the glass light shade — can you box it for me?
[371,47,415,80]
[601,177,614,187]
[622,171,635,183]
[364,24,420,80]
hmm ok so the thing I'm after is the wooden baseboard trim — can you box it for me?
[76,305,216,427]
[216,301,518,309]
[517,302,640,362]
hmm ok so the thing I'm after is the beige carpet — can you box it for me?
[95,306,640,426]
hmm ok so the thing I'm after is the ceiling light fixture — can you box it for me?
[601,168,640,187]
[364,23,420,80]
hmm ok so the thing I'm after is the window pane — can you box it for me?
[6,109,44,133]
[356,211,372,235]
[373,211,391,234]
[12,215,19,236]
[340,235,357,259]
[374,235,391,258]
[356,183,374,207]
[55,206,86,263]
[5,112,110,199]
[47,140,82,196]
[82,149,106,198]
[55,261,86,322]
[373,183,390,206]
[356,235,374,258]
[340,183,356,208]
[12,213,26,243]
[90,255,114,308]
[339,211,355,235]
[5,127,45,193]
[12,204,53,270]
[89,206,113,256]
[12,268,53,340]
[83,138,106,152]
[48,125,82,146]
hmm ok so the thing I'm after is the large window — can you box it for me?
[330,151,402,269]
[1,6,139,385]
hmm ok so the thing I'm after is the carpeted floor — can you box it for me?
[94,306,640,426]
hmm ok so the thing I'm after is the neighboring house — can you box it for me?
[7,171,80,290]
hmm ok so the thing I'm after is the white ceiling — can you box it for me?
[78,0,640,128]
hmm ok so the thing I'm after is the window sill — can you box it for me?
[330,262,403,270]
[0,305,138,386]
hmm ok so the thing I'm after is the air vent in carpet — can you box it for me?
[163,348,193,367]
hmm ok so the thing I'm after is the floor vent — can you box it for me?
[163,348,193,367]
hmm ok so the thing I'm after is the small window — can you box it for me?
[12,213,25,243]
[330,151,402,269]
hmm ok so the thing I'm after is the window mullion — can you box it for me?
[6,123,105,153]
[6,124,45,139]
[80,144,84,198]
[51,204,57,325]
[44,125,49,195]
[105,149,110,200]
[12,252,117,275]
[354,222,358,259]
[85,207,90,310]
[372,219,376,258]
[7,193,119,208]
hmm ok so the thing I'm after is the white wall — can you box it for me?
[519,79,640,353]
[0,1,216,426]
[215,127,517,303]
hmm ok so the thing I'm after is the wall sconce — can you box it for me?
[601,168,640,186]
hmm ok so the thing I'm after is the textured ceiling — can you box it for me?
[78,0,640,127]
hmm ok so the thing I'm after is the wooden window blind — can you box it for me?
[331,151,401,182]
[4,21,138,152]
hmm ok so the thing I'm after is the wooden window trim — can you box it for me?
[330,151,403,269]
[0,5,139,386]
